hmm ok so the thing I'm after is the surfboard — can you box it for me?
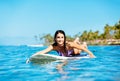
[29,54,90,64]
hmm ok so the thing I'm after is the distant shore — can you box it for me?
[86,39,120,45]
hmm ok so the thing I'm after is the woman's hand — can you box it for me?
[31,52,41,57]
[89,54,96,58]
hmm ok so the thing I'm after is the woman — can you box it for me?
[29,30,95,73]
[32,30,95,58]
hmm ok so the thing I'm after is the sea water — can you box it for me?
[0,45,120,81]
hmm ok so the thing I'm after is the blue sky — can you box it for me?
[0,0,120,45]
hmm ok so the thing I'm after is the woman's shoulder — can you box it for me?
[66,41,71,45]
[66,41,77,48]
[50,43,58,50]
[66,41,75,45]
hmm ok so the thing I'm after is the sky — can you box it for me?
[0,0,120,45]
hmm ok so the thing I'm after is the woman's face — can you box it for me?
[56,33,65,46]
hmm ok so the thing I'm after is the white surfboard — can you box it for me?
[29,54,90,64]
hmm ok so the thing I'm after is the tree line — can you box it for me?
[34,20,120,45]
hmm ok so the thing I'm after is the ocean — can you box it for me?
[0,45,120,81]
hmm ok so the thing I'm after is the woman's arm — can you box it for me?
[80,47,95,58]
[67,42,95,58]
[26,45,53,64]
[32,45,53,57]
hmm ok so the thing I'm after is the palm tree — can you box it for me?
[80,30,88,41]
[43,34,53,45]
[114,21,120,39]
[88,30,94,40]
[104,24,109,39]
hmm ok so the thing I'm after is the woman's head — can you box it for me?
[54,30,66,46]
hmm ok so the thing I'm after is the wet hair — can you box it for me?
[52,30,67,56]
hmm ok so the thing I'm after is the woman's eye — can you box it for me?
[57,36,64,38]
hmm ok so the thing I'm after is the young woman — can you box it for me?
[29,30,95,73]
[32,30,95,58]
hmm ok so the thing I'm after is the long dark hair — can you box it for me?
[52,30,67,56]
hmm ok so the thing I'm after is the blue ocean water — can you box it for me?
[0,45,120,81]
